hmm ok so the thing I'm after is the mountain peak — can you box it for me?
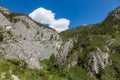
[0,6,11,14]
[109,6,120,19]
[115,6,120,11]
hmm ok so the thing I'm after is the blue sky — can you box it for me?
[0,0,120,31]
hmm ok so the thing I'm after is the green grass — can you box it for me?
[0,57,68,80]
[89,35,111,48]
[65,65,97,80]
[0,57,101,80]
[100,52,120,80]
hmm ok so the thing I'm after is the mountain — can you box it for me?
[0,6,120,80]
[0,6,63,69]
[59,7,120,80]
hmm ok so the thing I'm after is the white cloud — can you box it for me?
[29,7,70,32]
[29,7,55,24]
[50,19,70,32]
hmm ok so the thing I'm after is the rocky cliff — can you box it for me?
[0,6,64,69]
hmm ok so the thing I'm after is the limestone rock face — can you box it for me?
[0,6,11,14]
[111,7,120,19]
[0,6,62,69]
[0,13,11,26]
[56,39,74,66]
[87,39,116,75]
[89,47,110,75]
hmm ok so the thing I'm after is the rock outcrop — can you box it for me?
[88,47,110,75]
[0,6,11,14]
[87,39,116,75]
[0,13,11,26]
[111,7,120,19]
[0,6,62,69]
[56,39,74,67]
[11,74,20,80]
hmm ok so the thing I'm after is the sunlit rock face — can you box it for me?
[89,47,110,75]
[56,39,74,67]
[87,39,116,76]
[0,6,63,69]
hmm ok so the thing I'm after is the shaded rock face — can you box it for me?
[0,6,62,69]
[56,39,74,67]
[66,55,78,71]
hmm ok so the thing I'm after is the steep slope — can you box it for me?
[0,6,63,69]
[58,6,120,80]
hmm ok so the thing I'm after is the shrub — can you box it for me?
[7,59,21,65]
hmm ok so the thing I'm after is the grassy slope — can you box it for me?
[59,8,120,80]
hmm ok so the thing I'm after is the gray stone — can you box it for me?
[56,39,74,66]
[0,6,63,69]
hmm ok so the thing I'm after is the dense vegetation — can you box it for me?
[0,55,97,80]
[59,8,120,80]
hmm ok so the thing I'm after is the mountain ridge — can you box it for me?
[0,6,64,69]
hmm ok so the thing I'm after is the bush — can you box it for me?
[7,59,21,65]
